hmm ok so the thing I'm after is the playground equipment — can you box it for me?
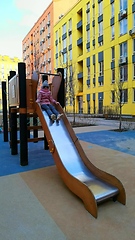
[2,62,63,165]
[2,62,126,218]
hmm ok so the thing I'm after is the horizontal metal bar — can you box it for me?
[39,72,60,76]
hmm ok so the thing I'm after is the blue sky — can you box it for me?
[0,0,52,59]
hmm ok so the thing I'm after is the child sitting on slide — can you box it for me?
[36,80,63,121]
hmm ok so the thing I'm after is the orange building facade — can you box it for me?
[22,0,79,85]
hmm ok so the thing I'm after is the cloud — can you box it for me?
[14,0,51,18]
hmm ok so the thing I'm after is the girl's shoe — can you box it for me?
[57,114,63,120]
[51,114,56,121]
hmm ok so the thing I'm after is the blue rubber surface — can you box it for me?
[76,130,135,156]
[0,133,54,176]
[1,129,135,177]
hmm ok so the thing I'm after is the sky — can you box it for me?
[0,0,52,59]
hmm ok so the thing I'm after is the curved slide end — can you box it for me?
[36,102,126,218]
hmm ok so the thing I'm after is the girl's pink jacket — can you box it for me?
[36,88,57,105]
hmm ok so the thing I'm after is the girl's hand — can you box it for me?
[55,101,60,105]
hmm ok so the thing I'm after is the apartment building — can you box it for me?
[22,0,79,85]
[0,55,22,112]
[54,0,135,116]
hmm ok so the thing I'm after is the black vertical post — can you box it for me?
[2,81,8,142]
[27,116,30,139]
[10,108,18,154]
[8,71,16,145]
[42,74,48,148]
[33,115,38,142]
[57,68,65,108]
[18,62,28,166]
[44,135,49,150]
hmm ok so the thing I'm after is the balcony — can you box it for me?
[77,37,83,46]
[78,86,83,93]
[77,20,82,30]
[77,72,83,79]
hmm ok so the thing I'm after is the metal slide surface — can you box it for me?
[41,110,119,203]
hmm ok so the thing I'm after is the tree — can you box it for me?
[59,54,77,124]
[112,65,128,131]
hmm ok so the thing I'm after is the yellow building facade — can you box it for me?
[0,55,22,111]
[54,0,135,116]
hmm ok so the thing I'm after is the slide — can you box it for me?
[36,103,126,218]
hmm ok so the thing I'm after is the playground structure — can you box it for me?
[2,62,126,218]
[2,63,64,165]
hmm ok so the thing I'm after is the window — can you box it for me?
[69,18,72,30]
[112,46,115,61]
[56,44,58,54]
[69,49,72,61]
[63,53,67,64]
[133,63,135,79]
[120,0,127,10]
[98,1,103,16]
[133,13,135,27]
[69,34,72,45]
[111,25,115,39]
[99,62,104,76]
[56,58,58,68]
[48,13,50,21]
[87,57,90,87]
[63,38,67,49]
[133,39,135,53]
[56,31,58,41]
[87,29,90,43]
[87,66,90,79]
[120,65,128,81]
[133,88,135,102]
[112,69,115,83]
[93,25,95,38]
[111,3,114,17]
[92,3,95,20]
[120,89,128,103]
[99,21,103,36]
[64,68,67,80]
[93,64,96,78]
[120,41,127,57]
[86,2,90,23]
[111,91,115,103]
[62,23,66,34]
[120,18,127,35]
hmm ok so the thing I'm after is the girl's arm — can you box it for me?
[49,92,59,105]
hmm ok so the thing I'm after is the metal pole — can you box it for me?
[18,62,28,166]
[40,72,60,76]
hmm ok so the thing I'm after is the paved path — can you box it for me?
[0,123,135,240]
